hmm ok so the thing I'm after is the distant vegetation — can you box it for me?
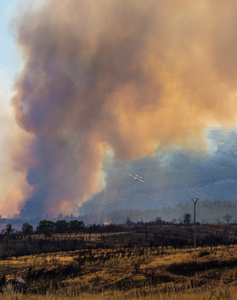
[81,199,237,225]
[1,200,237,233]
[1,219,237,258]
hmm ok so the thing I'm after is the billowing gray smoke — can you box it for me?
[10,0,237,217]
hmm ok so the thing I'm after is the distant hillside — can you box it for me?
[80,128,237,215]
[82,200,237,225]
[0,199,236,228]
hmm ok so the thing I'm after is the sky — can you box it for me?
[0,0,44,218]
[0,0,23,218]
[1,0,237,219]
[0,1,20,83]
[0,0,43,218]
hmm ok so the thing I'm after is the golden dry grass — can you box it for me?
[1,244,237,299]
[1,286,237,300]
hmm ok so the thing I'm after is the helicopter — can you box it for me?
[128,173,144,182]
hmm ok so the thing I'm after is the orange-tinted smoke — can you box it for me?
[10,0,237,217]
[0,84,33,217]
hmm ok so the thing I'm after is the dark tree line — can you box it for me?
[1,220,85,236]
[36,220,85,235]
[0,211,234,238]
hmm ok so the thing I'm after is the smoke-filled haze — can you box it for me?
[3,0,237,217]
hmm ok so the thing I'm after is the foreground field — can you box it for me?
[1,288,237,300]
[1,244,237,299]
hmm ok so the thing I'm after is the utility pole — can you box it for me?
[191,198,199,249]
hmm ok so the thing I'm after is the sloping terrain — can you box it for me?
[1,242,237,298]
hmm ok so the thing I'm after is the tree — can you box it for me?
[1,223,15,234]
[55,220,69,233]
[126,216,132,225]
[155,217,163,224]
[6,223,15,234]
[183,213,191,225]
[22,223,33,235]
[57,213,63,220]
[68,220,85,233]
[36,220,55,235]
[223,215,232,224]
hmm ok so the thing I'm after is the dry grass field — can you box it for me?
[1,243,237,299]
[1,223,237,258]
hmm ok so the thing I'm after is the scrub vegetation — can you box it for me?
[0,222,237,299]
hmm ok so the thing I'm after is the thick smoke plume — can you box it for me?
[10,0,237,217]
[0,78,31,218]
